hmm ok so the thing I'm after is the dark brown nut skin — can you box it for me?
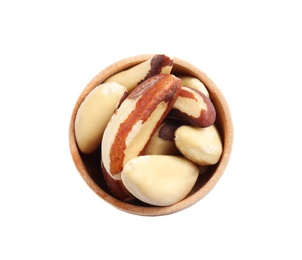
[101,74,182,201]
[168,86,216,127]
[101,160,134,201]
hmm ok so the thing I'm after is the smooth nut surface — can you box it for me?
[121,155,199,206]
[178,76,209,97]
[75,82,127,154]
[143,119,181,155]
[175,125,223,166]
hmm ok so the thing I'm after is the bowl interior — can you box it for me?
[69,54,233,216]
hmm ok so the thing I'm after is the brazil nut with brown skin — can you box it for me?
[105,54,174,92]
[168,86,216,127]
[101,160,134,201]
[101,74,182,201]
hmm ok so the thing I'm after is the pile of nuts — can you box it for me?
[74,54,223,206]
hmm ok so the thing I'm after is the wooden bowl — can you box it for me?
[69,54,233,216]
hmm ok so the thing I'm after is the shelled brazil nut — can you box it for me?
[101,73,182,200]
[75,82,127,154]
[74,54,223,206]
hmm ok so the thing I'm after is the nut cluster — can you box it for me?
[74,54,223,206]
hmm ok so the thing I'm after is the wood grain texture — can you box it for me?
[69,54,233,216]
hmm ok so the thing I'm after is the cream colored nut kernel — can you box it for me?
[121,155,199,206]
[143,120,180,155]
[75,82,127,154]
[178,76,209,97]
[175,125,223,166]
[105,54,173,92]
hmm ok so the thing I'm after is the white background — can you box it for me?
[1,0,301,259]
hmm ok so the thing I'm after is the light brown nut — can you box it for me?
[143,119,181,155]
[174,125,223,166]
[75,82,127,154]
[101,74,182,186]
[178,76,209,97]
[121,155,199,206]
[105,54,173,92]
[168,86,216,127]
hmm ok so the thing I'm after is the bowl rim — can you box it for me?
[69,54,233,216]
